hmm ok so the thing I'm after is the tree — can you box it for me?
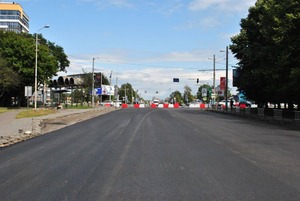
[230,0,300,109]
[169,90,183,104]
[0,57,20,101]
[0,31,70,106]
[197,84,211,103]
[183,85,193,104]
[119,83,135,103]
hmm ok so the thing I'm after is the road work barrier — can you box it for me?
[121,102,207,109]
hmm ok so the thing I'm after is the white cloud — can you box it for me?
[188,0,256,12]
[77,0,134,9]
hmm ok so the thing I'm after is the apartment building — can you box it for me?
[0,2,29,33]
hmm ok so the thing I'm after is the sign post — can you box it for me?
[25,86,32,111]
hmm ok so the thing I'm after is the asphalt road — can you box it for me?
[1,108,300,201]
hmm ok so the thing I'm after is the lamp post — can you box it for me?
[220,46,229,110]
[225,46,228,111]
[34,25,50,109]
[92,58,95,107]
[92,57,102,107]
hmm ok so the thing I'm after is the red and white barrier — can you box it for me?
[121,102,209,109]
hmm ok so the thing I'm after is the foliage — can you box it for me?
[0,31,69,106]
[183,85,194,104]
[78,70,110,104]
[169,90,183,104]
[197,84,211,103]
[0,56,20,98]
[230,0,300,109]
[118,83,136,103]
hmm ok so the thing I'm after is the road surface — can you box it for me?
[1,108,300,201]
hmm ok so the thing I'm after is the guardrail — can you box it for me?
[210,107,300,126]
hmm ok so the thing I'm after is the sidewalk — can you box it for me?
[0,108,113,147]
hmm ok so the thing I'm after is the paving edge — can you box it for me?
[0,107,119,148]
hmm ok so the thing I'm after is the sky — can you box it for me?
[16,0,256,100]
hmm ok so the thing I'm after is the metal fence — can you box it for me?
[211,107,300,126]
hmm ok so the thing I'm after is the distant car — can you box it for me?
[217,100,237,108]
[153,99,159,106]
[217,100,229,108]
[100,100,113,106]
[113,100,122,107]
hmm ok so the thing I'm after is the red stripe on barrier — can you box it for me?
[200,103,206,109]
[163,104,169,108]
[122,104,128,108]
[151,104,157,108]
[174,103,180,108]
[240,104,246,109]
[134,104,140,108]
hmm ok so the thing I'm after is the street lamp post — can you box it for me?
[220,46,229,111]
[92,58,95,107]
[225,46,229,111]
[34,25,50,109]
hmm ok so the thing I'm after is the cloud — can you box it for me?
[188,0,256,12]
[151,1,184,16]
[77,0,134,9]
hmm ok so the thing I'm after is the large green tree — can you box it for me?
[0,57,20,98]
[0,31,69,106]
[169,90,183,104]
[183,85,193,104]
[230,0,300,109]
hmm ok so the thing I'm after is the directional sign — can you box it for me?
[173,78,179,82]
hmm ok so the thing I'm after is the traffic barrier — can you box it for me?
[134,104,140,108]
[163,103,169,108]
[240,104,246,109]
[151,104,157,108]
[174,103,180,108]
[200,104,206,109]
[122,104,128,108]
[158,104,164,108]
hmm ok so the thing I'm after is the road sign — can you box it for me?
[202,88,207,97]
[173,78,179,82]
[25,86,32,97]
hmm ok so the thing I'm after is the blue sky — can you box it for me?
[18,0,256,100]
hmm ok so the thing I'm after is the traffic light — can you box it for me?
[197,78,199,83]
[207,89,211,98]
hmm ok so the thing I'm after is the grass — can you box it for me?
[0,107,8,114]
[64,105,93,109]
[16,109,57,119]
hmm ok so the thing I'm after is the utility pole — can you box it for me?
[109,71,112,101]
[213,54,216,105]
[225,46,229,111]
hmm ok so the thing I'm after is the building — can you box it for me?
[0,2,29,33]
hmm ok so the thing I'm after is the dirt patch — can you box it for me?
[41,107,118,134]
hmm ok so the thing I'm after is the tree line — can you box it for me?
[230,0,300,109]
